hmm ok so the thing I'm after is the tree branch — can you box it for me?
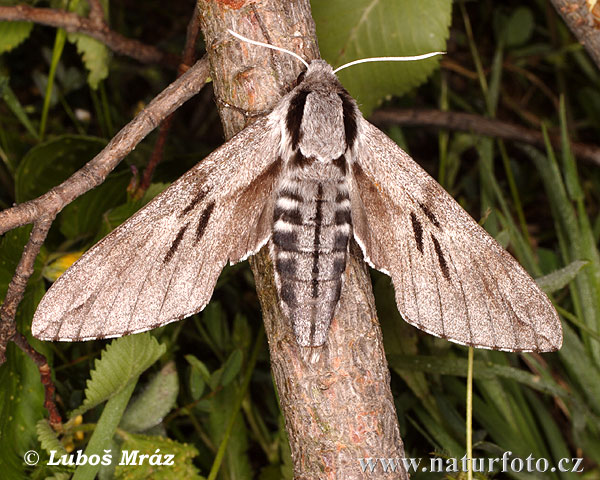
[0,4,178,68]
[0,53,209,431]
[0,57,210,236]
[370,108,600,167]
[86,0,105,28]
[197,1,407,478]
[550,0,600,70]
[136,0,203,196]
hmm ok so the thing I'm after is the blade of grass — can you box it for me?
[40,29,67,140]
[0,76,39,139]
[207,329,263,480]
[466,347,473,480]
[72,380,137,480]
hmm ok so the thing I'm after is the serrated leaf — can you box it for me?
[67,33,110,89]
[71,333,166,418]
[120,361,179,433]
[536,260,588,294]
[0,21,33,54]
[36,419,68,456]
[313,0,451,115]
[64,0,110,89]
[114,433,202,480]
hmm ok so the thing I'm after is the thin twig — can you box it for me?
[0,55,210,435]
[0,56,210,360]
[0,57,210,237]
[0,5,178,68]
[136,0,203,196]
[369,108,600,167]
[0,219,52,362]
[87,0,105,28]
[13,333,62,427]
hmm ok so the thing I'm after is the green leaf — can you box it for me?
[114,433,203,480]
[219,349,243,387]
[0,343,46,479]
[64,0,110,90]
[186,355,209,400]
[59,170,129,239]
[185,355,211,382]
[73,380,137,480]
[13,135,130,239]
[71,333,166,418]
[387,354,571,401]
[0,21,33,54]
[120,361,179,433]
[536,260,588,294]
[503,7,534,48]
[313,0,451,115]
[14,135,107,203]
[0,75,39,138]
[36,419,68,457]
[67,33,110,90]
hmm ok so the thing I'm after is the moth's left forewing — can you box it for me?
[32,116,281,341]
[351,118,562,352]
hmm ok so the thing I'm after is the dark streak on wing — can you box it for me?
[196,201,215,242]
[286,89,309,150]
[180,187,209,217]
[164,223,189,263]
[410,212,424,253]
[339,90,358,149]
[431,234,450,280]
[419,202,441,228]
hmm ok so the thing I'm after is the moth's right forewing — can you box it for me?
[352,119,562,352]
[32,116,281,342]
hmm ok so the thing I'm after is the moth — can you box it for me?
[32,32,562,352]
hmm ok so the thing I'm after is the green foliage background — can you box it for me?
[1,0,600,479]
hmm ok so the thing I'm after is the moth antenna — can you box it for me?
[228,29,310,69]
[333,52,445,74]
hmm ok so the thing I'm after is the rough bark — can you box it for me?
[197,1,408,478]
[549,0,600,70]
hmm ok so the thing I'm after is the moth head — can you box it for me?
[295,60,343,93]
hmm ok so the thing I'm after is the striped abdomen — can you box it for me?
[271,163,351,346]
